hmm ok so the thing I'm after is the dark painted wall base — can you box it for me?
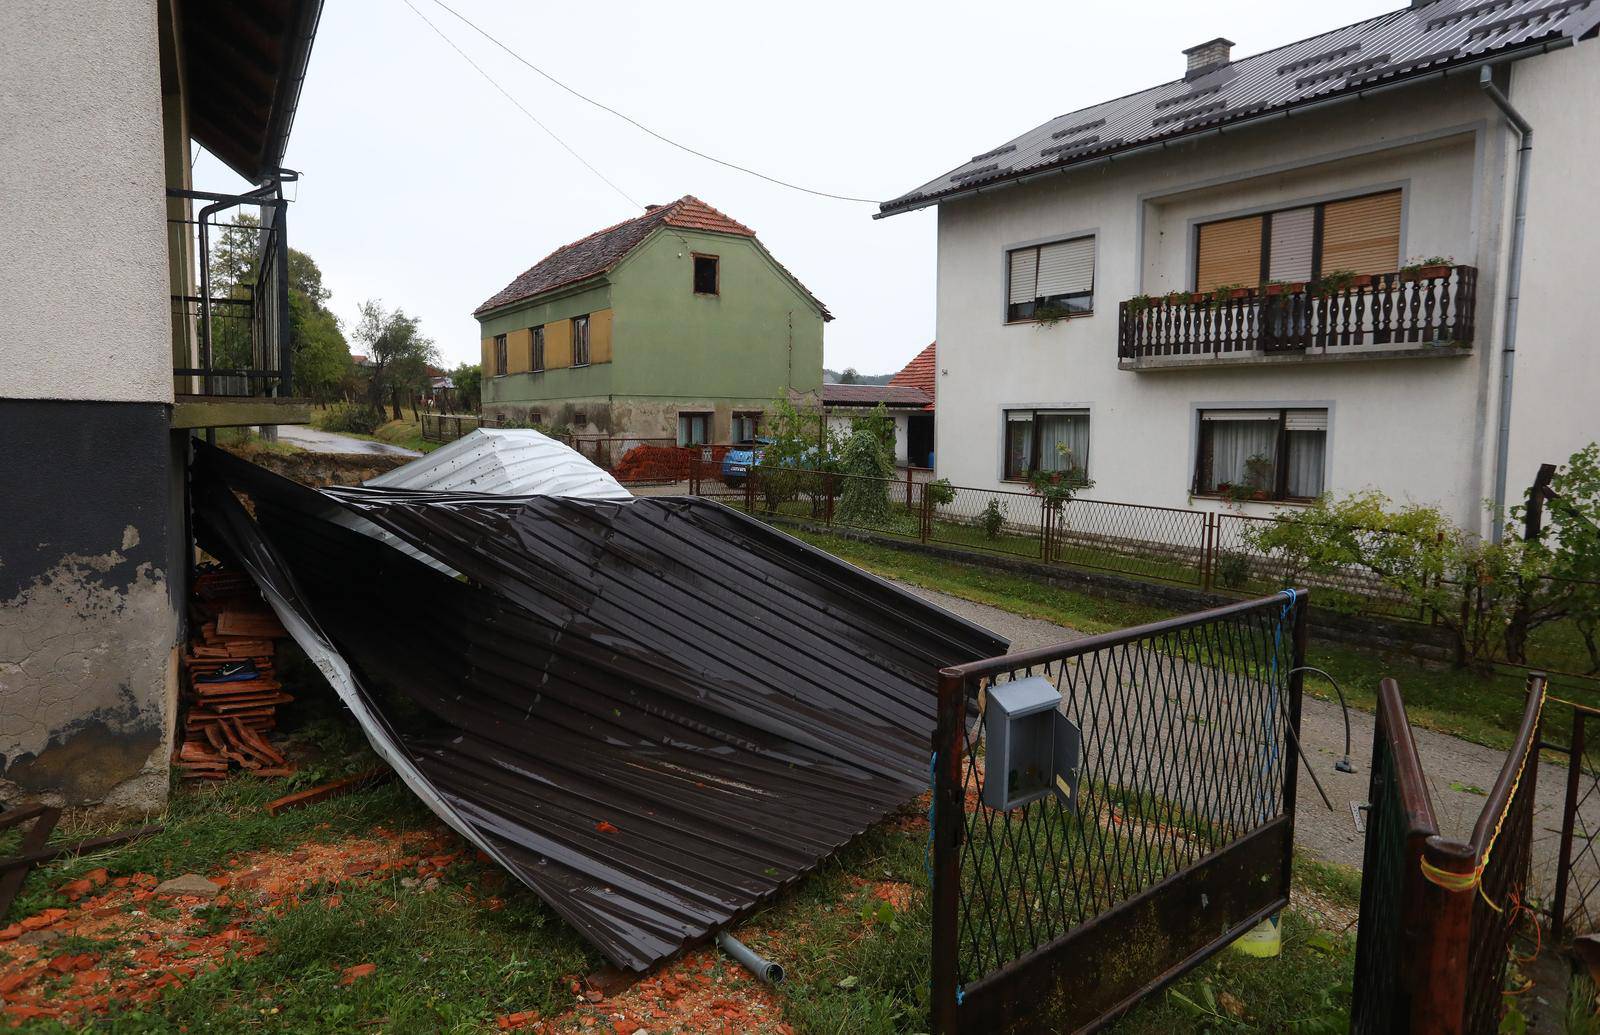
[0,399,182,809]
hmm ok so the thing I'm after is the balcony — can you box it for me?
[1116,265,1477,370]
[168,186,310,429]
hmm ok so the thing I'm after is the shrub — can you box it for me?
[316,402,383,435]
[980,498,1007,541]
[835,430,894,527]
[1217,551,1253,590]
[923,478,957,510]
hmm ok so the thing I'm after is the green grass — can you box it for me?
[213,427,304,456]
[782,528,1600,753]
[307,409,445,454]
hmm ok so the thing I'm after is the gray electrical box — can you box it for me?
[982,676,1082,811]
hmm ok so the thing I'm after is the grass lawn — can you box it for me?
[307,408,444,454]
[783,528,1600,754]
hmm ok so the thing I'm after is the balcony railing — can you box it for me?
[1117,264,1477,365]
[169,186,291,398]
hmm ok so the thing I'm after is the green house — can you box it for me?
[476,196,829,445]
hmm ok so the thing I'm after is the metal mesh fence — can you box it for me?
[932,592,1304,1030]
[1554,706,1600,942]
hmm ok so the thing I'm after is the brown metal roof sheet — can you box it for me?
[191,444,1004,971]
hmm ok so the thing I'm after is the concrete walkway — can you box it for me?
[278,425,420,457]
[895,580,1592,894]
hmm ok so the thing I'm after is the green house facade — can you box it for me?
[476,196,829,444]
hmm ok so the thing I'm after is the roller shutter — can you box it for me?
[1195,215,1264,292]
[1320,190,1401,275]
[1036,237,1095,296]
[1267,207,1315,282]
[1008,248,1038,304]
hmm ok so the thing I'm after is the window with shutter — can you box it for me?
[1193,188,1403,290]
[1195,215,1264,292]
[1320,190,1401,275]
[1267,208,1315,282]
[1006,236,1094,321]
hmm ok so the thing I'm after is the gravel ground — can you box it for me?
[894,580,1592,893]
[277,425,420,456]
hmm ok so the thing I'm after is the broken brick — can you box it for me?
[340,963,377,985]
[19,909,69,931]
[496,1010,541,1031]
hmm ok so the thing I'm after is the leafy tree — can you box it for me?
[756,397,835,514]
[1243,491,1559,668]
[1513,443,1600,670]
[449,363,483,413]
[850,403,895,456]
[837,367,861,384]
[352,301,439,422]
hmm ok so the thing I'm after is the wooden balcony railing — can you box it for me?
[1117,264,1477,363]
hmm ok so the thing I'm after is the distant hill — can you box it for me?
[823,368,894,385]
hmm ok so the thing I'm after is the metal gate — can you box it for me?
[929,591,1308,1033]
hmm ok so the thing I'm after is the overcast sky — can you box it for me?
[197,0,1397,375]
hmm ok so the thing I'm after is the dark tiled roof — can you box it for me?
[881,0,1600,216]
[475,196,829,319]
[888,342,936,410]
[821,382,933,406]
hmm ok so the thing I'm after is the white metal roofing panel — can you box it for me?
[364,428,632,500]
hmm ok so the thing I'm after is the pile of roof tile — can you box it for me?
[175,567,294,780]
[611,444,727,483]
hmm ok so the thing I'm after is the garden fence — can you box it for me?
[928,591,1308,1032]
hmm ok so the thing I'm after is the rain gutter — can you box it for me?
[874,38,1573,219]
[1478,65,1534,541]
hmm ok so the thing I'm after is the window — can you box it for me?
[732,411,761,443]
[531,325,545,371]
[572,315,590,366]
[1193,408,1327,501]
[493,334,508,377]
[530,411,542,426]
[693,255,719,295]
[1007,236,1094,322]
[573,410,587,427]
[1003,409,1090,481]
[678,411,712,446]
[1193,189,1401,292]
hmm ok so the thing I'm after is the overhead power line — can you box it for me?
[401,0,643,210]
[422,0,881,205]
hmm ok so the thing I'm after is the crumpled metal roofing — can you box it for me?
[881,0,1600,215]
[364,428,631,500]
[191,443,1006,971]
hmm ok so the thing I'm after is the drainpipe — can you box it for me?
[1478,65,1533,541]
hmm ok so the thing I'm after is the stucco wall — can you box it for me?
[932,73,1517,532]
[0,402,180,811]
[0,0,173,404]
[1502,44,1600,494]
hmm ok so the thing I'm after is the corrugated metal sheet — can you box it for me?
[364,428,631,500]
[881,0,1600,215]
[191,444,1006,971]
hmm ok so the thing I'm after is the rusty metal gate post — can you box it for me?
[920,484,932,545]
[824,473,835,526]
[1412,838,1475,1032]
[745,467,756,514]
[1201,511,1216,591]
[930,668,966,1035]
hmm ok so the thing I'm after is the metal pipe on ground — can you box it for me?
[715,931,784,984]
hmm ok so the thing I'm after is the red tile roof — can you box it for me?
[474,195,828,318]
[888,342,936,407]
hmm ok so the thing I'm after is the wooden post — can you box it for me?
[1201,512,1216,591]
[1409,836,1474,1034]
[930,670,966,1035]
[745,467,756,513]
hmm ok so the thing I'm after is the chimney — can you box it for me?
[1183,37,1234,80]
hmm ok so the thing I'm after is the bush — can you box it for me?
[923,478,957,510]
[316,402,384,436]
[835,430,894,527]
[1217,551,1253,590]
[980,498,1007,541]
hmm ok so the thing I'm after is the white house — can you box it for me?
[878,0,1600,539]
[1,0,323,809]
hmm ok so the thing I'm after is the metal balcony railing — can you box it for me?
[168,185,291,398]
[1117,264,1477,363]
